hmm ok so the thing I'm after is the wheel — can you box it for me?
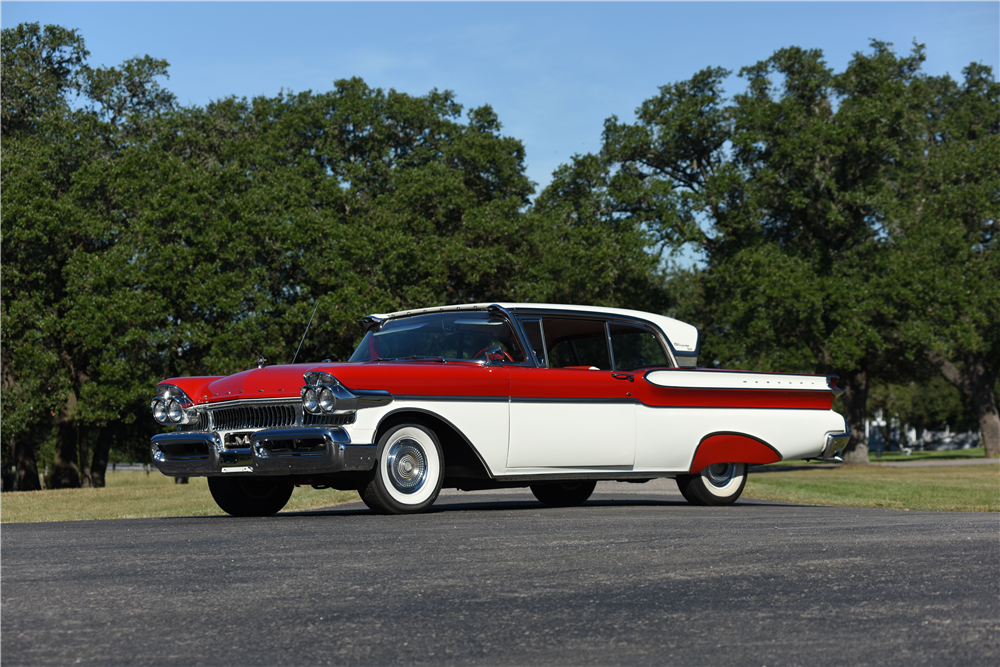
[529,480,597,507]
[675,462,748,506]
[361,423,444,514]
[208,476,293,516]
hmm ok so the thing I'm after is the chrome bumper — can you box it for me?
[814,432,849,463]
[150,427,376,477]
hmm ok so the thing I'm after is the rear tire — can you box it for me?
[361,423,444,514]
[530,480,597,507]
[675,463,748,506]
[208,476,293,516]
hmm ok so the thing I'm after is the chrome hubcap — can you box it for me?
[704,462,737,488]
[386,438,426,493]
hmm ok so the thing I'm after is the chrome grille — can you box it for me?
[211,404,297,432]
[304,412,356,426]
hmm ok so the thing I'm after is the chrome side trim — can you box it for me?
[150,428,376,476]
[492,471,665,483]
[394,395,509,403]
[510,397,639,405]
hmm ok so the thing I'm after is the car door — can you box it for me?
[506,317,636,469]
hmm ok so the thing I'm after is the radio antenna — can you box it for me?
[291,301,320,364]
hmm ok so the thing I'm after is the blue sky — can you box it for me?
[4,1,998,195]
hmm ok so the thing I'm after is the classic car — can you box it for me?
[149,303,849,516]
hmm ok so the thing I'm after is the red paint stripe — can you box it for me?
[641,387,834,410]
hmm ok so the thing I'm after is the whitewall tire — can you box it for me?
[675,462,748,506]
[361,423,444,514]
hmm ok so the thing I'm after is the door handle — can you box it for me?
[611,373,634,382]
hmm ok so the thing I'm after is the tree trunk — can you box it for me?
[90,427,110,488]
[79,424,93,488]
[928,350,1000,458]
[50,394,80,489]
[840,369,870,465]
[12,434,42,491]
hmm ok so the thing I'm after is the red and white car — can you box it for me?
[150,303,849,516]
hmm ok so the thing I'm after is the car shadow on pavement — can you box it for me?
[268,496,810,517]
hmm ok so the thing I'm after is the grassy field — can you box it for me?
[744,463,999,512]
[2,460,997,523]
[0,472,359,524]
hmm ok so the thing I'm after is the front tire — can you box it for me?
[675,462,748,506]
[208,476,293,516]
[361,423,444,514]
[530,480,597,507]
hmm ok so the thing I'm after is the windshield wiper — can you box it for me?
[403,355,447,363]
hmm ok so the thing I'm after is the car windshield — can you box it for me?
[349,312,526,363]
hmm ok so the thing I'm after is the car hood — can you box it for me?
[160,360,506,405]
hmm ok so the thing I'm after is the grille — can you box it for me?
[204,403,357,432]
[211,404,297,432]
[304,412,356,426]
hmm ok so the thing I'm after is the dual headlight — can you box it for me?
[301,371,392,416]
[301,381,354,415]
[150,385,196,425]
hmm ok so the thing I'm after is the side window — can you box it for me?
[519,319,547,367]
[609,322,670,370]
[541,319,611,370]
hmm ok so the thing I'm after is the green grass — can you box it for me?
[743,463,1000,512]
[3,461,998,523]
[0,472,360,524]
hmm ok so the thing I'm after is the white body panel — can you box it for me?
[350,399,511,477]
[507,402,636,468]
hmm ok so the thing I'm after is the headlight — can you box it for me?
[167,399,184,423]
[151,384,196,426]
[151,399,168,424]
[318,386,335,413]
[302,387,319,414]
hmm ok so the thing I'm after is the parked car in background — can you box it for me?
[150,303,849,515]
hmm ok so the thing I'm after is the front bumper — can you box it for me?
[151,427,376,476]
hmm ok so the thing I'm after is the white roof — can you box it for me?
[369,302,700,355]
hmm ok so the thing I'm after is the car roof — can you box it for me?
[367,302,699,355]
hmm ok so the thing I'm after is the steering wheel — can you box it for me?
[474,346,514,362]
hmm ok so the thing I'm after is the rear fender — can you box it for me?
[689,433,781,474]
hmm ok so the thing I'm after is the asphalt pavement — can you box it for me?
[2,480,998,666]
